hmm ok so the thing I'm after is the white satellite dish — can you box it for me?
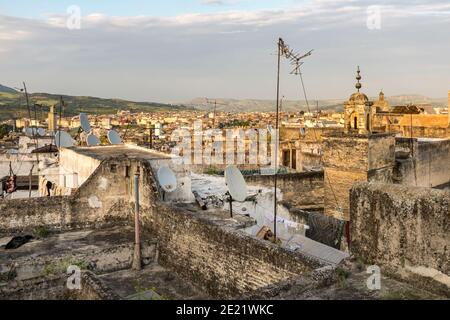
[87,134,100,146]
[225,165,247,202]
[38,128,45,136]
[54,131,74,148]
[25,127,38,137]
[107,130,122,145]
[157,166,177,193]
[79,113,91,133]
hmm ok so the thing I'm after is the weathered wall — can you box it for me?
[141,203,325,298]
[0,159,140,233]
[0,152,56,177]
[322,133,395,221]
[245,171,324,209]
[59,148,102,187]
[0,272,121,300]
[350,182,450,295]
[394,138,450,188]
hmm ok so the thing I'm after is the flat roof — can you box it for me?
[63,144,173,161]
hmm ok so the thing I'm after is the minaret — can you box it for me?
[48,105,57,132]
[344,66,371,134]
[323,67,396,223]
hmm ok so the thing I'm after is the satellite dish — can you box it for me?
[38,128,45,136]
[25,127,38,137]
[107,130,122,145]
[87,134,100,146]
[225,165,247,202]
[54,131,74,148]
[157,166,177,193]
[79,113,91,133]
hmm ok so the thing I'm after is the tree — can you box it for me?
[0,124,12,139]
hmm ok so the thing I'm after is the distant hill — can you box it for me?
[0,91,191,121]
[0,84,17,93]
[183,95,448,113]
[184,97,345,113]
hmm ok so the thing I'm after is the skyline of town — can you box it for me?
[1,0,449,102]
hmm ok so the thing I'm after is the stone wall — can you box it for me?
[1,156,331,299]
[245,171,324,209]
[0,159,141,233]
[141,203,325,298]
[350,182,450,296]
[322,133,395,220]
[0,272,121,300]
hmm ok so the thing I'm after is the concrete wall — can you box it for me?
[0,153,56,177]
[394,138,450,188]
[0,159,138,233]
[350,182,450,295]
[59,148,102,188]
[141,203,325,298]
[245,171,324,209]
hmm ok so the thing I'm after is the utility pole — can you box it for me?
[273,38,313,242]
[28,165,34,198]
[206,98,226,128]
[132,166,142,271]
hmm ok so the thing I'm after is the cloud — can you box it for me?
[0,0,449,102]
[201,0,227,5]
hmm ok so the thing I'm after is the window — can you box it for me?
[282,150,290,167]
[110,164,117,173]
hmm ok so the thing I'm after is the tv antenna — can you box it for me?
[273,38,313,241]
[224,165,248,218]
[205,98,226,128]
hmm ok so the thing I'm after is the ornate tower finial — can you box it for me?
[355,66,362,92]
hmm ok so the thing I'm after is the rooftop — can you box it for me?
[64,144,173,161]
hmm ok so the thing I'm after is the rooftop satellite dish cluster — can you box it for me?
[79,112,123,146]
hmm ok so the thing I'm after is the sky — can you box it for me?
[0,0,449,103]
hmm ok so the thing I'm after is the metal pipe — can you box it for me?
[273,38,282,242]
[132,166,142,270]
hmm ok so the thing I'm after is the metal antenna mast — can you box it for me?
[205,98,226,128]
[273,38,313,242]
